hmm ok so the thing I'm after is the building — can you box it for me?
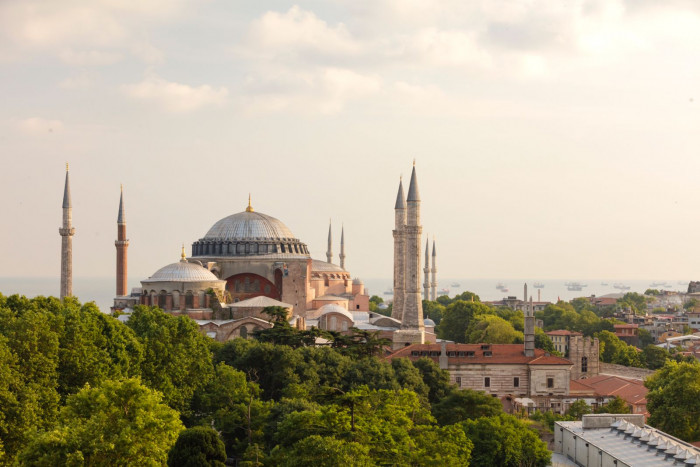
[614,324,640,347]
[569,335,600,380]
[59,164,75,299]
[569,375,648,417]
[546,330,583,355]
[554,414,700,466]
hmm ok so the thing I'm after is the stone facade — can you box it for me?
[392,179,406,322]
[569,335,600,380]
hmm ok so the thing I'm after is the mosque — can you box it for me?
[60,163,437,346]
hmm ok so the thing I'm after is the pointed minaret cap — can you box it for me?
[432,237,436,256]
[117,184,126,224]
[245,193,254,212]
[425,238,430,261]
[407,162,420,202]
[180,244,187,262]
[394,176,407,209]
[62,163,71,208]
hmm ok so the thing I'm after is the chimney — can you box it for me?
[524,297,535,357]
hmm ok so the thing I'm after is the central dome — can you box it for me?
[204,211,295,241]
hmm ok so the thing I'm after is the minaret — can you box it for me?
[59,164,75,299]
[523,283,528,303]
[524,297,535,357]
[423,238,430,299]
[326,220,333,264]
[397,161,424,341]
[339,225,346,269]
[430,239,437,301]
[115,185,129,297]
[391,178,406,321]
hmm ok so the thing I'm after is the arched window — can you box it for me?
[158,291,167,309]
[185,291,194,308]
[240,326,248,339]
[341,321,348,332]
[330,316,337,331]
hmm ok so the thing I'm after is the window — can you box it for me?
[581,356,588,373]
[455,377,461,387]
[513,377,520,388]
[483,351,492,357]
[484,377,490,388]
[481,344,490,350]
[547,378,554,388]
[466,351,475,357]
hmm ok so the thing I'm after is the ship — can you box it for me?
[533,282,545,289]
[613,283,631,291]
[437,288,450,296]
[383,287,393,295]
[565,282,588,292]
[496,283,507,291]
[450,282,460,287]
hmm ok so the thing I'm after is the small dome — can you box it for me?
[424,318,436,326]
[352,278,364,285]
[318,304,354,321]
[144,259,220,282]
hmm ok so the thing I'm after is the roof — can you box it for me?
[117,186,125,224]
[546,330,583,336]
[203,210,298,242]
[394,178,406,209]
[389,343,573,366]
[318,304,353,321]
[614,324,639,329]
[143,259,221,282]
[227,296,292,309]
[572,375,648,405]
[314,294,348,301]
[311,259,346,273]
[62,169,71,208]
[406,164,420,202]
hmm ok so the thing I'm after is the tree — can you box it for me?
[638,328,654,348]
[432,388,502,425]
[646,361,700,441]
[126,306,214,416]
[437,301,493,343]
[643,345,670,370]
[461,414,550,467]
[645,289,661,296]
[466,314,523,344]
[566,400,592,420]
[422,300,446,324]
[618,292,649,315]
[168,426,226,467]
[534,328,557,354]
[596,330,643,368]
[685,298,699,311]
[268,435,373,467]
[19,378,183,466]
[595,396,630,414]
[412,357,454,404]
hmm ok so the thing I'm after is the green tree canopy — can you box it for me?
[432,389,503,425]
[437,300,494,343]
[646,361,700,441]
[466,314,523,344]
[168,426,226,467]
[19,378,183,466]
[594,396,630,415]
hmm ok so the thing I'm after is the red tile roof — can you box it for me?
[571,375,647,405]
[388,343,573,366]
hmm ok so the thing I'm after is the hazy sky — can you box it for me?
[1,0,699,287]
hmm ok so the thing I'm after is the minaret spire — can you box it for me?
[339,224,346,269]
[392,177,407,322]
[115,185,129,297]
[326,220,333,264]
[246,193,254,212]
[430,238,437,301]
[59,164,75,299]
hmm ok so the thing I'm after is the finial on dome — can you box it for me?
[66,162,69,171]
[181,244,186,261]
[246,193,254,212]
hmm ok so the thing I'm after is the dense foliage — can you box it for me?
[646,361,700,441]
[0,294,551,465]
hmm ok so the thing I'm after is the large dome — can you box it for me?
[143,259,221,283]
[204,211,295,241]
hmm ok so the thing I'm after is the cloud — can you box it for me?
[243,67,381,115]
[122,74,229,112]
[247,6,361,60]
[58,48,123,66]
[15,117,64,134]
[59,72,95,89]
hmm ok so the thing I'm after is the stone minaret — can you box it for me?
[523,283,528,303]
[423,238,430,299]
[115,185,129,297]
[397,163,424,340]
[326,221,333,264]
[339,225,346,269]
[59,164,75,299]
[524,297,535,357]
[430,239,437,301]
[391,178,406,322]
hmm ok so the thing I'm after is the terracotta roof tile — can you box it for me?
[388,343,573,366]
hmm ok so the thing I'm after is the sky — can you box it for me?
[1,0,699,288]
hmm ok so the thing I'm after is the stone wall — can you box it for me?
[599,363,655,381]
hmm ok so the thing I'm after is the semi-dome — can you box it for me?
[143,258,220,283]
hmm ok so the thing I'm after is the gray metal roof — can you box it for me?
[143,259,222,282]
[204,211,296,241]
[311,259,346,273]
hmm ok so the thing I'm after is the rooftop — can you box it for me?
[389,343,573,365]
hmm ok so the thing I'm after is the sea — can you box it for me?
[0,277,689,313]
